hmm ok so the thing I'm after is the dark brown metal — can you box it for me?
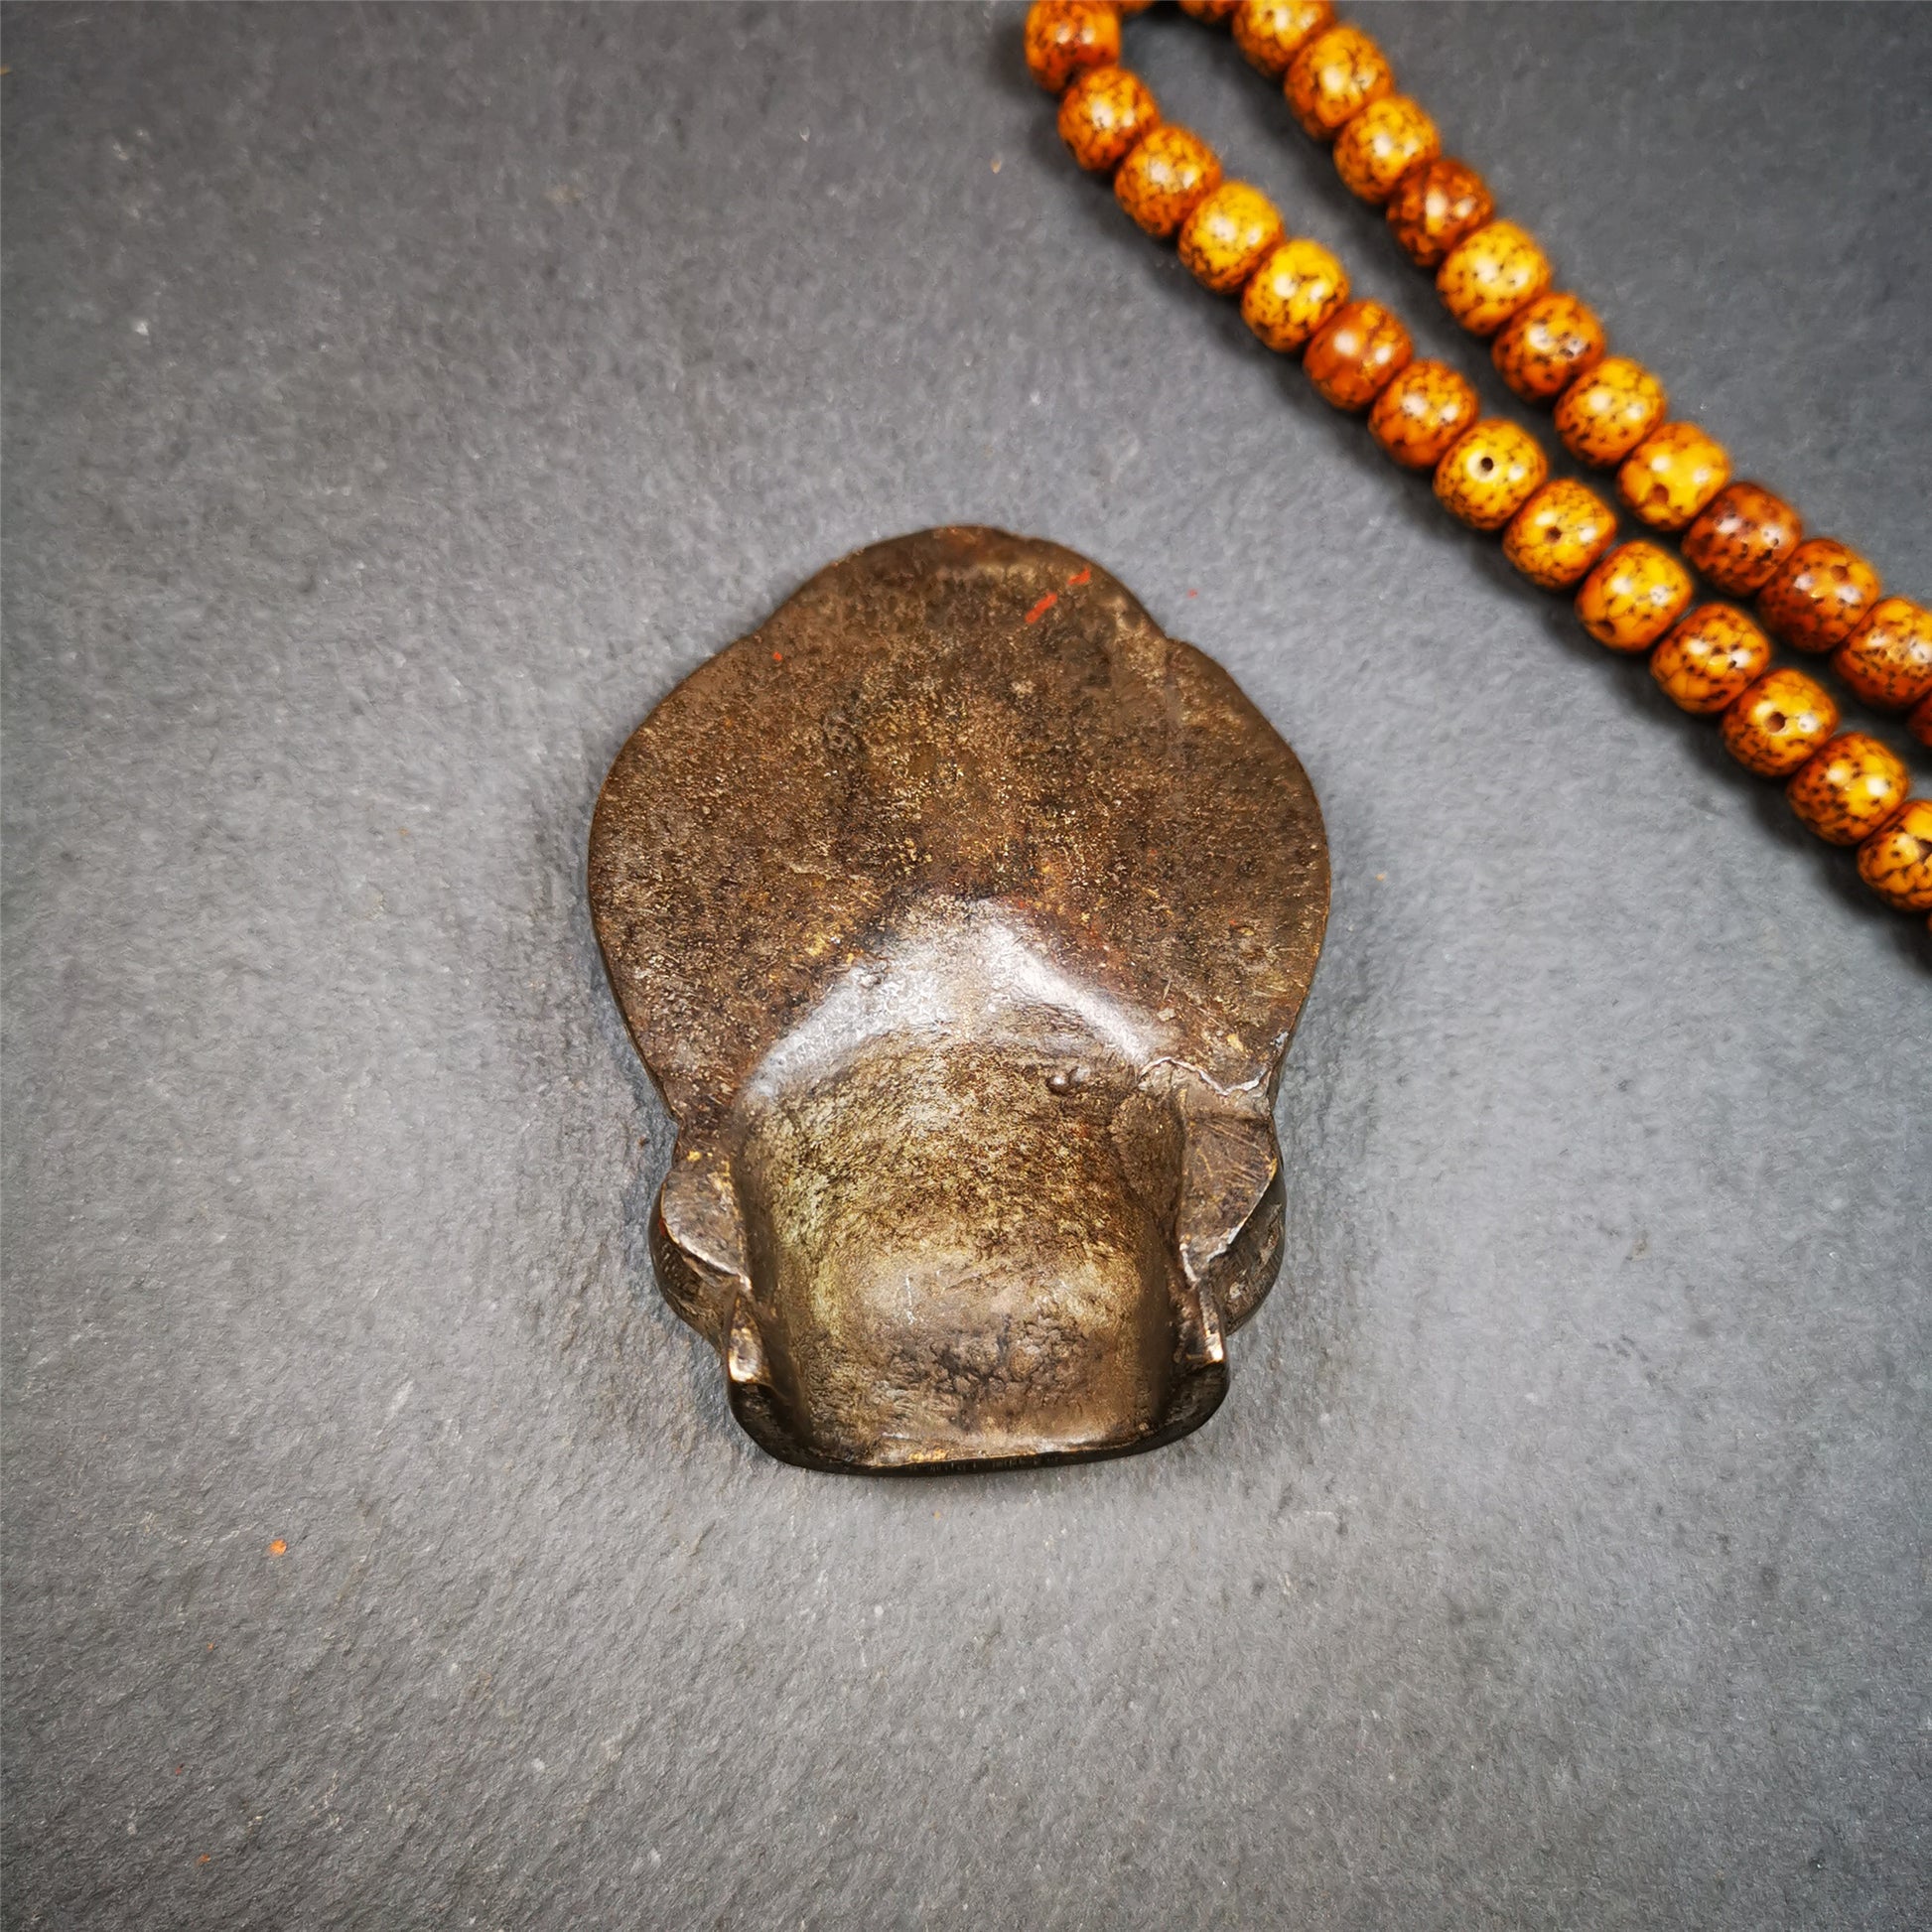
[590,528,1328,1471]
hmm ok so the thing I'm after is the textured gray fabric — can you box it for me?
[3,4,1928,1927]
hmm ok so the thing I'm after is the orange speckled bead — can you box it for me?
[1240,236,1348,351]
[1649,605,1771,714]
[1114,125,1222,238]
[1500,480,1618,590]
[1490,292,1606,403]
[1177,181,1284,294]
[1304,300,1412,411]
[1232,0,1333,75]
[1177,0,1240,19]
[1024,1,1122,94]
[1786,733,1910,846]
[1057,66,1160,174]
[1616,422,1731,532]
[1832,598,1932,713]
[1384,157,1492,270]
[1856,798,1932,912]
[1574,541,1695,652]
[1367,358,1479,471]
[1332,96,1440,205]
[1720,668,1839,778]
[1552,356,1666,469]
[1433,419,1548,532]
[1284,24,1393,141]
[1436,220,1551,338]
[1757,538,1883,654]
[1681,483,1803,597]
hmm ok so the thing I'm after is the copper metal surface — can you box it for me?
[589,529,1328,1471]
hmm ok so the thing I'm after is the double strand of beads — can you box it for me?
[1023,0,1932,920]
[1174,0,1932,753]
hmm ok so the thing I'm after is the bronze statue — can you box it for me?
[590,529,1327,1471]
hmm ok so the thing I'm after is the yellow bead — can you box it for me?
[1500,480,1618,589]
[1648,605,1771,714]
[1303,300,1412,411]
[1367,359,1479,471]
[1024,1,1122,94]
[1239,236,1348,351]
[1178,182,1285,294]
[1831,598,1932,713]
[1331,96,1440,205]
[1436,220,1551,338]
[1573,541,1694,652]
[1490,292,1606,403]
[1616,422,1731,532]
[1114,125,1222,238]
[1231,0,1333,76]
[1856,797,1932,912]
[1284,25,1393,141]
[1720,668,1839,778]
[1057,66,1160,175]
[1433,419,1548,531]
[1553,356,1667,467]
[1785,733,1910,845]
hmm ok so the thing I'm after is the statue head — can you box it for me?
[590,528,1326,1471]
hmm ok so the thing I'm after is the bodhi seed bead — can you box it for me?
[1284,24,1393,141]
[1433,419,1548,531]
[1241,237,1348,351]
[1832,598,1932,713]
[1115,126,1222,237]
[1367,359,1478,471]
[1682,483,1803,597]
[1574,541,1694,652]
[1024,1,1122,94]
[1436,221,1551,338]
[1178,182,1284,293]
[1720,668,1839,778]
[1232,0,1333,76]
[1501,480,1618,590]
[1649,605,1771,714]
[1552,357,1666,469]
[1384,157,1493,270]
[1058,67,1161,174]
[1490,293,1606,404]
[1304,300,1412,411]
[1332,96,1440,205]
[1786,733,1910,846]
[1616,422,1730,532]
[1856,798,1932,913]
[1757,539,1883,654]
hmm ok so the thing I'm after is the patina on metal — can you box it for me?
[590,528,1328,1472]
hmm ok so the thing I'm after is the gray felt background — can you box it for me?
[4,4,1929,1927]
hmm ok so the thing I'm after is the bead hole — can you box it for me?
[1764,709,1788,733]
[1475,455,1496,476]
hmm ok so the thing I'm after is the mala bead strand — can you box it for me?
[1026,8,1927,918]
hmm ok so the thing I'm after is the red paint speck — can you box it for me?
[771,650,783,663]
[267,1539,287,1557]
[1024,592,1058,624]
[1186,589,1198,598]
[1066,568,1091,587]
